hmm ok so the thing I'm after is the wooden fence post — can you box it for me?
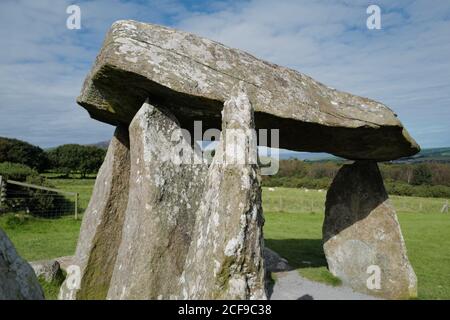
[74,193,79,220]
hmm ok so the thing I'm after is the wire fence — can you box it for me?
[0,176,79,219]
[0,177,447,218]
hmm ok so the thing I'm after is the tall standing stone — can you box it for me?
[107,100,207,299]
[0,228,44,300]
[323,161,417,299]
[59,125,130,300]
[181,83,267,300]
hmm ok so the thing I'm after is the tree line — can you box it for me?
[1,136,450,198]
[262,159,450,198]
[0,136,106,178]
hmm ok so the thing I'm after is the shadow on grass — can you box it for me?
[265,238,327,269]
[45,174,97,180]
[265,238,342,287]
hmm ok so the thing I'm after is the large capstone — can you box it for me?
[59,125,130,300]
[181,83,266,300]
[323,161,417,299]
[77,20,419,161]
[0,228,44,300]
[107,100,207,299]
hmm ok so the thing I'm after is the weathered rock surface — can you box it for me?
[54,256,73,273]
[30,259,64,283]
[0,228,44,300]
[264,248,290,273]
[77,20,419,160]
[323,161,417,299]
[107,100,207,299]
[59,125,130,300]
[180,84,266,300]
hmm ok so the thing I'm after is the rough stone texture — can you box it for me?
[0,228,44,300]
[264,248,290,273]
[30,260,64,283]
[323,161,417,299]
[76,20,419,161]
[180,84,266,300]
[107,100,207,300]
[54,256,73,273]
[59,125,130,300]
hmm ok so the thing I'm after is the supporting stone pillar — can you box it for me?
[181,83,267,300]
[59,125,130,300]
[62,87,265,300]
[323,161,417,299]
[1,228,44,300]
[107,101,207,300]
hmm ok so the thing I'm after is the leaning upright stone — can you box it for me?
[0,228,44,300]
[107,100,207,299]
[181,83,267,300]
[323,161,417,299]
[59,125,130,300]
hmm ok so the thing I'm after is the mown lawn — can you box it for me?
[1,181,449,299]
[0,177,88,260]
[0,215,81,261]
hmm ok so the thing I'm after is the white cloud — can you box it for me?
[0,0,449,148]
[0,0,185,147]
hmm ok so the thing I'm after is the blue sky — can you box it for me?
[0,0,449,149]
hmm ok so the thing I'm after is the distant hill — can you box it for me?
[277,150,340,161]
[277,147,450,163]
[396,147,450,163]
[90,141,110,149]
[89,140,450,163]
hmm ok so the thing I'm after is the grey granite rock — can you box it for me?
[59,125,130,300]
[107,100,207,299]
[323,161,417,299]
[30,259,64,284]
[0,228,44,300]
[180,83,266,300]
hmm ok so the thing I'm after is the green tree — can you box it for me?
[411,163,433,185]
[79,146,107,178]
[47,144,106,177]
[0,162,38,181]
[0,137,49,171]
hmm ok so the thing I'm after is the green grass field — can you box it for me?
[263,187,450,299]
[43,175,96,213]
[1,181,449,299]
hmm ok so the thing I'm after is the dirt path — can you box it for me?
[269,270,380,300]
